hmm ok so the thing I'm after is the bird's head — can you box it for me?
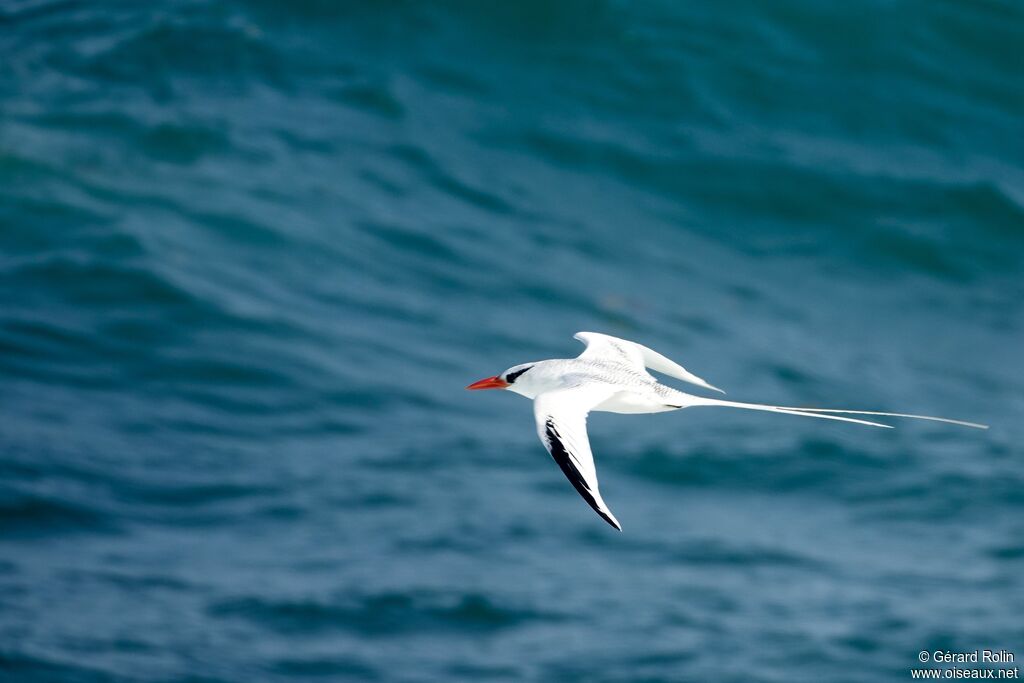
[466,363,538,398]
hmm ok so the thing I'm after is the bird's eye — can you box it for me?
[505,366,532,384]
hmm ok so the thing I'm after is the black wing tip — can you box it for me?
[602,513,623,531]
[545,418,622,531]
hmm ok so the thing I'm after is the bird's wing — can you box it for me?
[534,385,623,530]
[574,331,724,394]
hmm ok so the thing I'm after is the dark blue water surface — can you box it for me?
[2,1,1023,681]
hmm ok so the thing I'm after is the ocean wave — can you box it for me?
[0,494,116,536]
[74,17,289,91]
[666,537,825,570]
[625,437,888,494]
[209,590,563,636]
[26,110,232,166]
[2,253,205,311]
[267,656,380,680]
[0,650,118,683]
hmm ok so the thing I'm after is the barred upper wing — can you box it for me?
[574,331,723,394]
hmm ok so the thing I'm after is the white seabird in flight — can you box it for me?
[467,332,988,530]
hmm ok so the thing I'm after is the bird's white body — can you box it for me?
[468,331,987,531]
[507,359,683,413]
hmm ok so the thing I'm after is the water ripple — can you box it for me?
[209,590,564,636]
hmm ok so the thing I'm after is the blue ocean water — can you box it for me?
[2,0,1022,681]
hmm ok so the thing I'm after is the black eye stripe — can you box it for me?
[505,366,532,383]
